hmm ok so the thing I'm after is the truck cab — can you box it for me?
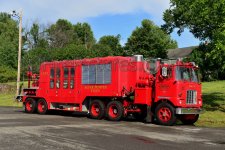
[152,59,203,125]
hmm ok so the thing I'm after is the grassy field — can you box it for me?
[0,82,23,107]
[195,80,225,127]
[0,81,224,127]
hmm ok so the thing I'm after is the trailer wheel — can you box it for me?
[155,102,176,126]
[179,114,199,125]
[37,99,48,114]
[89,100,105,119]
[106,101,124,121]
[25,98,37,113]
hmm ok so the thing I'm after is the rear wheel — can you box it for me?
[37,99,48,114]
[155,102,176,126]
[25,98,37,113]
[179,114,199,125]
[106,101,124,121]
[89,100,105,119]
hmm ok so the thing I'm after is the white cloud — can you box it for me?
[0,0,170,24]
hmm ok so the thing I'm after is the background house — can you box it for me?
[167,46,197,59]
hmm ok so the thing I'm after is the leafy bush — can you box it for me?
[0,65,17,83]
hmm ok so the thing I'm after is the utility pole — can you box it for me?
[12,10,23,96]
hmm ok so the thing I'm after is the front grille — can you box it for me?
[186,90,197,104]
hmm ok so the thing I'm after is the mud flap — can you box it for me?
[145,105,152,123]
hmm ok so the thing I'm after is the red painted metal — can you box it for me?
[91,103,100,117]
[158,107,172,123]
[20,56,203,125]
[108,104,118,119]
[38,101,45,113]
[25,101,32,112]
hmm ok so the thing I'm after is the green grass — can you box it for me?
[0,93,22,107]
[195,80,225,127]
[0,81,25,107]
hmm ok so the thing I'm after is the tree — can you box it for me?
[162,0,225,41]
[48,19,74,48]
[98,35,123,55]
[125,19,177,58]
[0,13,18,68]
[163,0,225,80]
[73,22,96,48]
[24,23,48,49]
[22,48,51,73]
[91,44,114,57]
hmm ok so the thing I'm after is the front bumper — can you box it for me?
[176,108,204,114]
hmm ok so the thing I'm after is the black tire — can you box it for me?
[37,99,48,114]
[89,100,105,119]
[106,101,124,121]
[179,114,199,125]
[155,102,176,126]
[25,98,37,113]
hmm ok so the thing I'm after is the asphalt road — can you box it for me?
[0,107,224,150]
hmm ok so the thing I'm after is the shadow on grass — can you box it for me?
[203,92,225,112]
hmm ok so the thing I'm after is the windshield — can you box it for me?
[176,66,199,82]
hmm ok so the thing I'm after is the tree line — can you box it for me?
[0,13,176,82]
[1,0,225,82]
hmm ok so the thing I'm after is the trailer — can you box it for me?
[17,55,203,125]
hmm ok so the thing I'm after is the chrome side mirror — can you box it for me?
[162,67,168,77]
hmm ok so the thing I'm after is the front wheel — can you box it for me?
[25,98,37,113]
[106,101,124,121]
[155,102,176,126]
[179,114,199,125]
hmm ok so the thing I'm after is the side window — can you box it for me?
[82,66,89,84]
[89,65,96,84]
[71,68,75,77]
[56,68,60,89]
[50,68,55,88]
[56,79,60,89]
[50,79,54,88]
[82,64,111,84]
[64,68,69,78]
[50,68,54,78]
[104,64,111,84]
[70,68,75,89]
[63,68,69,89]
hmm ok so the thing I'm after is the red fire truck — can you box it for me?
[17,55,203,125]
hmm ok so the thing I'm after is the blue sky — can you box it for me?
[0,0,200,48]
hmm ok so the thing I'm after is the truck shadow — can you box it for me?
[202,92,225,112]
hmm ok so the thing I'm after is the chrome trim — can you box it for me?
[186,90,197,104]
[176,108,204,114]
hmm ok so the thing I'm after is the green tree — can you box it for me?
[98,35,123,55]
[50,44,91,61]
[125,19,177,58]
[91,44,113,57]
[0,65,17,83]
[25,23,48,49]
[0,13,18,68]
[48,19,73,48]
[22,48,51,73]
[163,0,225,80]
[73,22,96,48]
[162,0,225,40]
